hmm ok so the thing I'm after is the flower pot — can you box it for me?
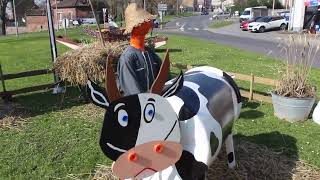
[271,92,316,123]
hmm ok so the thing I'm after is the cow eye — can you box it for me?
[117,109,128,127]
[144,103,155,123]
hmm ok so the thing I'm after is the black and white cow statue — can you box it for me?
[87,51,242,180]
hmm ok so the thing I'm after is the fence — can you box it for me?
[0,62,278,103]
[171,63,278,103]
[0,64,54,101]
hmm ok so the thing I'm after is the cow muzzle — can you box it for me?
[112,141,182,179]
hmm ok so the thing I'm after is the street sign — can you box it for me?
[158,3,168,11]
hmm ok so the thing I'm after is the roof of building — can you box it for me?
[26,8,46,16]
[53,0,90,8]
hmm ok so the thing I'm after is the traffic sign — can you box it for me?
[158,3,167,11]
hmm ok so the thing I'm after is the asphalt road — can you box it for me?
[156,15,320,68]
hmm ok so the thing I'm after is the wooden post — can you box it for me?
[0,64,6,92]
[88,0,105,47]
[249,73,254,101]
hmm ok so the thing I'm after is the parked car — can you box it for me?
[201,10,209,15]
[239,6,268,23]
[240,16,262,31]
[81,18,97,24]
[248,16,287,33]
[212,12,231,20]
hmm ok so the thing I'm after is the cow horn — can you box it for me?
[105,56,121,102]
[150,49,170,94]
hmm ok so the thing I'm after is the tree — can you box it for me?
[0,0,9,35]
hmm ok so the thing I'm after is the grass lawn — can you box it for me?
[161,12,195,24]
[0,27,92,91]
[1,30,320,178]
[209,20,234,29]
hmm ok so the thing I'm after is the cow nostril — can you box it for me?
[128,152,138,162]
[154,144,164,153]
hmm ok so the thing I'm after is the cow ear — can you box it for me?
[162,71,184,98]
[87,80,109,108]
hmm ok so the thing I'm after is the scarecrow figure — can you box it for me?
[117,3,162,96]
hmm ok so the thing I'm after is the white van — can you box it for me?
[240,6,268,22]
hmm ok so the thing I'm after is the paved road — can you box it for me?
[156,15,320,68]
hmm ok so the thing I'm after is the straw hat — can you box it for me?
[124,3,156,34]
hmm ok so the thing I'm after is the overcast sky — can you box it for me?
[34,0,46,6]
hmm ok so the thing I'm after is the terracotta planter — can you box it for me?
[271,92,316,123]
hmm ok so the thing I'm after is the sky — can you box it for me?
[34,0,46,6]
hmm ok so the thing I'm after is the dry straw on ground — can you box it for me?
[92,140,320,180]
[0,101,29,130]
[275,35,319,98]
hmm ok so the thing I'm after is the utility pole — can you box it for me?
[12,0,18,37]
[176,0,179,15]
[272,0,275,15]
[55,0,59,30]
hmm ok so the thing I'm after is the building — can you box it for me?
[25,8,48,32]
[51,0,93,23]
[290,0,320,32]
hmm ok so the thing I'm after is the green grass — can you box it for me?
[0,28,92,91]
[209,20,234,29]
[160,12,196,24]
[1,31,320,178]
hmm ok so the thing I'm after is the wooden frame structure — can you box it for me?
[0,64,54,101]
[171,63,278,103]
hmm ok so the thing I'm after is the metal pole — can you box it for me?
[88,0,105,47]
[12,0,18,37]
[46,0,64,94]
[144,0,146,10]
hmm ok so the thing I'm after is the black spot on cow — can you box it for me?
[99,95,142,161]
[175,86,200,121]
[223,72,242,103]
[228,152,234,163]
[183,73,235,129]
[175,150,208,180]
[210,132,219,156]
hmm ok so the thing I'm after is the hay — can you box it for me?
[93,165,118,180]
[54,37,159,86]
[54,41,128,86]
[92,140,320,180]
[0,102,29,130]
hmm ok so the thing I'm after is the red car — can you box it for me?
[240,16,262,31]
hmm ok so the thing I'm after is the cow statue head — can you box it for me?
[87,50,184,179]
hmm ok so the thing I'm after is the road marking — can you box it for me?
[179,23,185,31]
[176,22,180,27]
[194,28,199,31]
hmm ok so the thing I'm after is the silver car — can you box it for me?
[212,12,231,20]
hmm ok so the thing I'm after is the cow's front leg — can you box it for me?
[225,134,236,169]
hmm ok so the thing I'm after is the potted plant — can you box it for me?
[271,35,318,122]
